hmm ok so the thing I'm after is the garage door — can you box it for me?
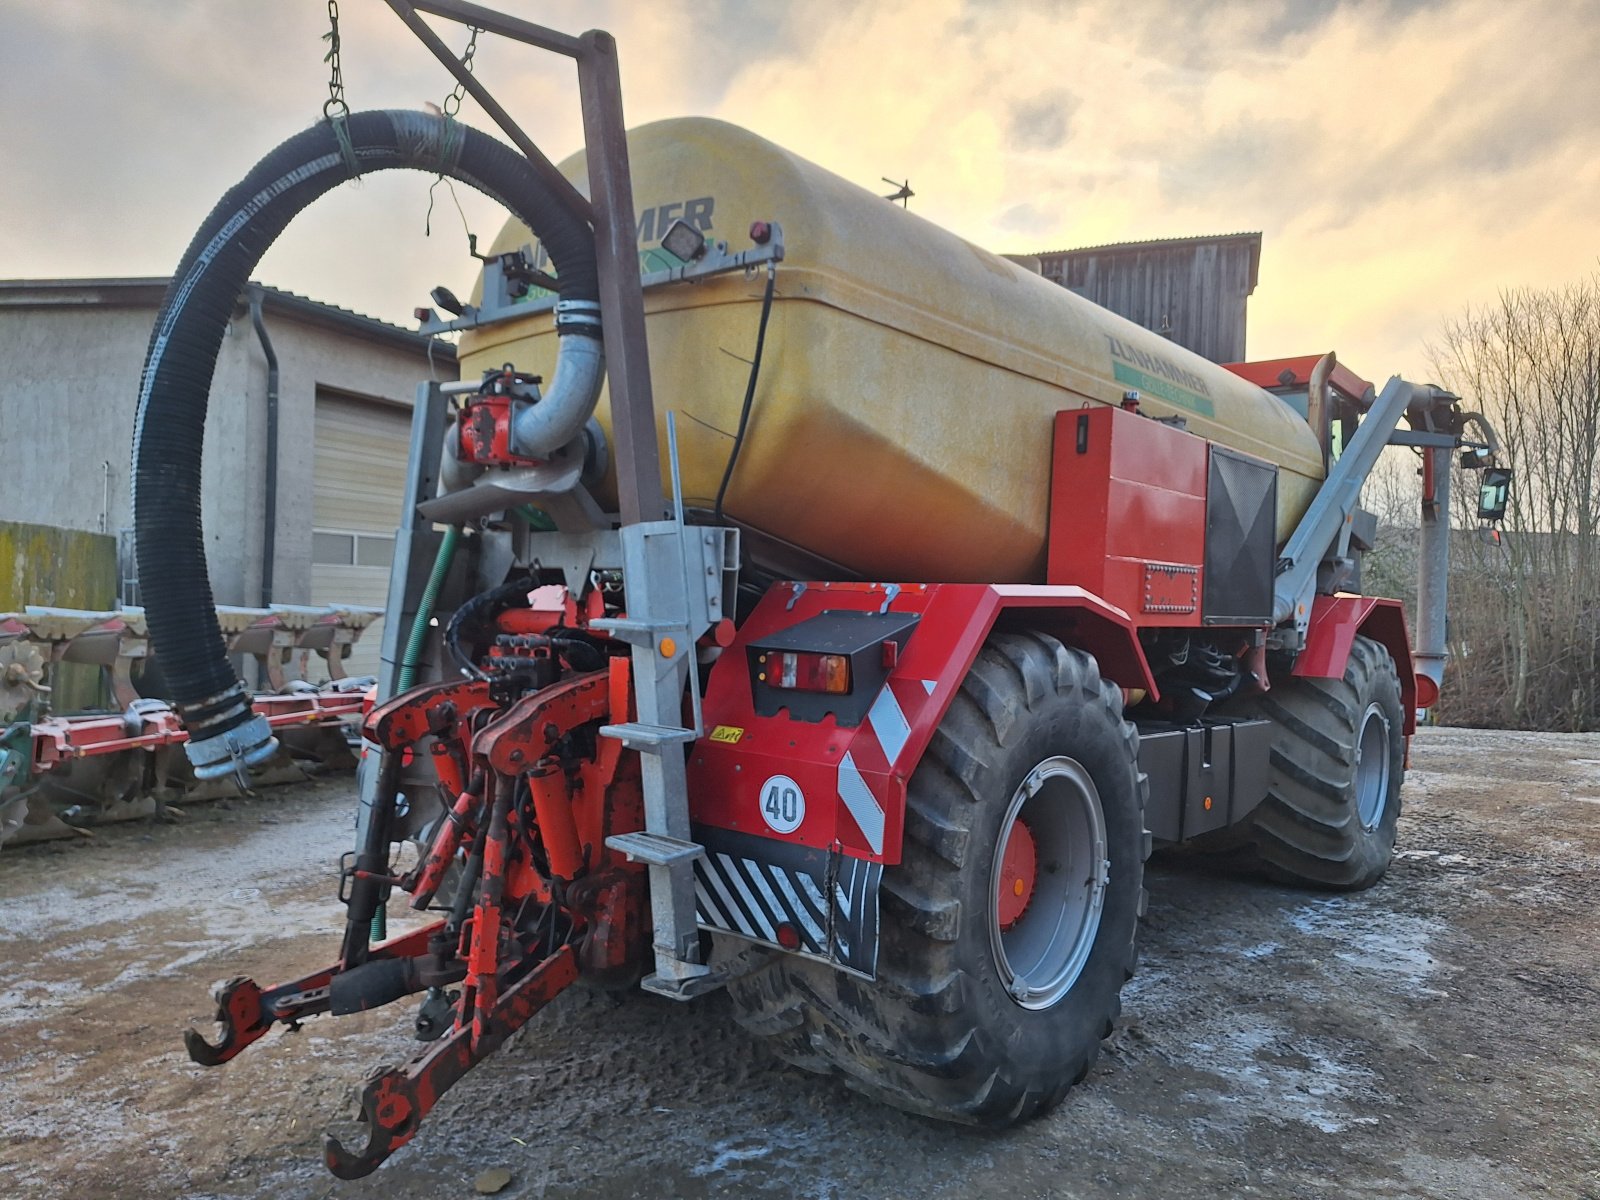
[310,392,410,682]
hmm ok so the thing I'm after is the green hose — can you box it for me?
[375,524,461,942]
[515,503,557,532]
[396,525,461,695]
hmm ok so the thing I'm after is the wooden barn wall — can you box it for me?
[1040,241,1256,365]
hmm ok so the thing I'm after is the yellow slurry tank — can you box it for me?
[460,118,1326,583]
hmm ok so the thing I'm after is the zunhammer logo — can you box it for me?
[634,196,714,242]
[1105,334,1216,418]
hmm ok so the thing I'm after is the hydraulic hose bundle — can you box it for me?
[131,111,602,777]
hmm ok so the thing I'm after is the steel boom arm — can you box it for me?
[1272,376,1458,639]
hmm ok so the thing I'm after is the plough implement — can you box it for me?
[0,605,375,847]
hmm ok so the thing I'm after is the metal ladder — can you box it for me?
[598,416,736,998]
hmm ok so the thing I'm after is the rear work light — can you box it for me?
[759,650,851,694]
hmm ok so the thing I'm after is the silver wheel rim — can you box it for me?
[988,756,1108,1011]
[1355,702,1392,832]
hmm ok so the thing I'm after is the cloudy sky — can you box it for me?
[3,0,1595,381]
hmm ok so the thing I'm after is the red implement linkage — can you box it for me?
[184,654,646,1178]
[323,947,579,1178]
[184,922,443,1066]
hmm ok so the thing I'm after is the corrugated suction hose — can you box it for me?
[132,111,600,778]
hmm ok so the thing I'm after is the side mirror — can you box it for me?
[1477,467,1512,523]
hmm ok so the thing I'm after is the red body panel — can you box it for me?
[692,406,1424,868]
[1047,407,1208,624]
[1221,354,1374,404]
[688,581,1154,866]
[1294,594,1418,732]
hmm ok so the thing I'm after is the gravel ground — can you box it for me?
[1,727,1597,1199]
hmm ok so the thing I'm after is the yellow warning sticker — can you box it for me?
[709,725,744,744]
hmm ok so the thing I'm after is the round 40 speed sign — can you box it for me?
[758,774,806,834]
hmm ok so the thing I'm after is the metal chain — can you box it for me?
[425,25,482,240]
[322,0,350,120]
[441,26,480,118]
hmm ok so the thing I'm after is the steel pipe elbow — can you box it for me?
[509,314,606,460]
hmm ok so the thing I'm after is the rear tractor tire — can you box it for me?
[725,632,1148,1126]
[1222,633,1406,890]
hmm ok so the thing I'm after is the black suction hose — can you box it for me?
[132,111,599,777]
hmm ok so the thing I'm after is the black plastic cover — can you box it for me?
[692,824,883,978]
[1203,446,1278,624]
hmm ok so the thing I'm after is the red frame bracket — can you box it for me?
[1294,594,1419,732]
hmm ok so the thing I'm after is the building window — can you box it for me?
[312,531,354,565]
[356,535,395,568]
[313,530,394,568]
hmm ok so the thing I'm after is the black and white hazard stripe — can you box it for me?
[696,849,829,955]
[692,826,882,977]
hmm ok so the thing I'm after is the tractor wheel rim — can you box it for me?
[989,756,1108,1011]
[1355,702,1392,831]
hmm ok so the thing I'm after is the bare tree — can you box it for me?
[1423,272,1600,731]
[1359,450,1422,609]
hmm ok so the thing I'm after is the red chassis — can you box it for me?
[185,401,1428,1175]
[184,577,1155,1174]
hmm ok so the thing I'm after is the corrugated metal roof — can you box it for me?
[1033,233,1262,295]
[0,276,455,359]
[1031,232,1262,259]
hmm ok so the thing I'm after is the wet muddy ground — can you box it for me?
[1,728,1597,1199]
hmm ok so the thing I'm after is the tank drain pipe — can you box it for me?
[1414,443,1451,690]
[395,525,460,694]
[248,286,280,607]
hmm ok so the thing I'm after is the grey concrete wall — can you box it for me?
[256,311,451,606]
[0,304,155,539]
[0,296,452,608]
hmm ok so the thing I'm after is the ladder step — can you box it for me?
[600,722,697,749]
[639,967,724,1001]
[590,617,682,636]
[604,832,705,867]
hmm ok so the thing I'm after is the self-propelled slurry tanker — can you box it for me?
[133,2,1506,1177]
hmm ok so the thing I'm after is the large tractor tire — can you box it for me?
[1219,634,1406,890]
[725,632,1148,1125]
